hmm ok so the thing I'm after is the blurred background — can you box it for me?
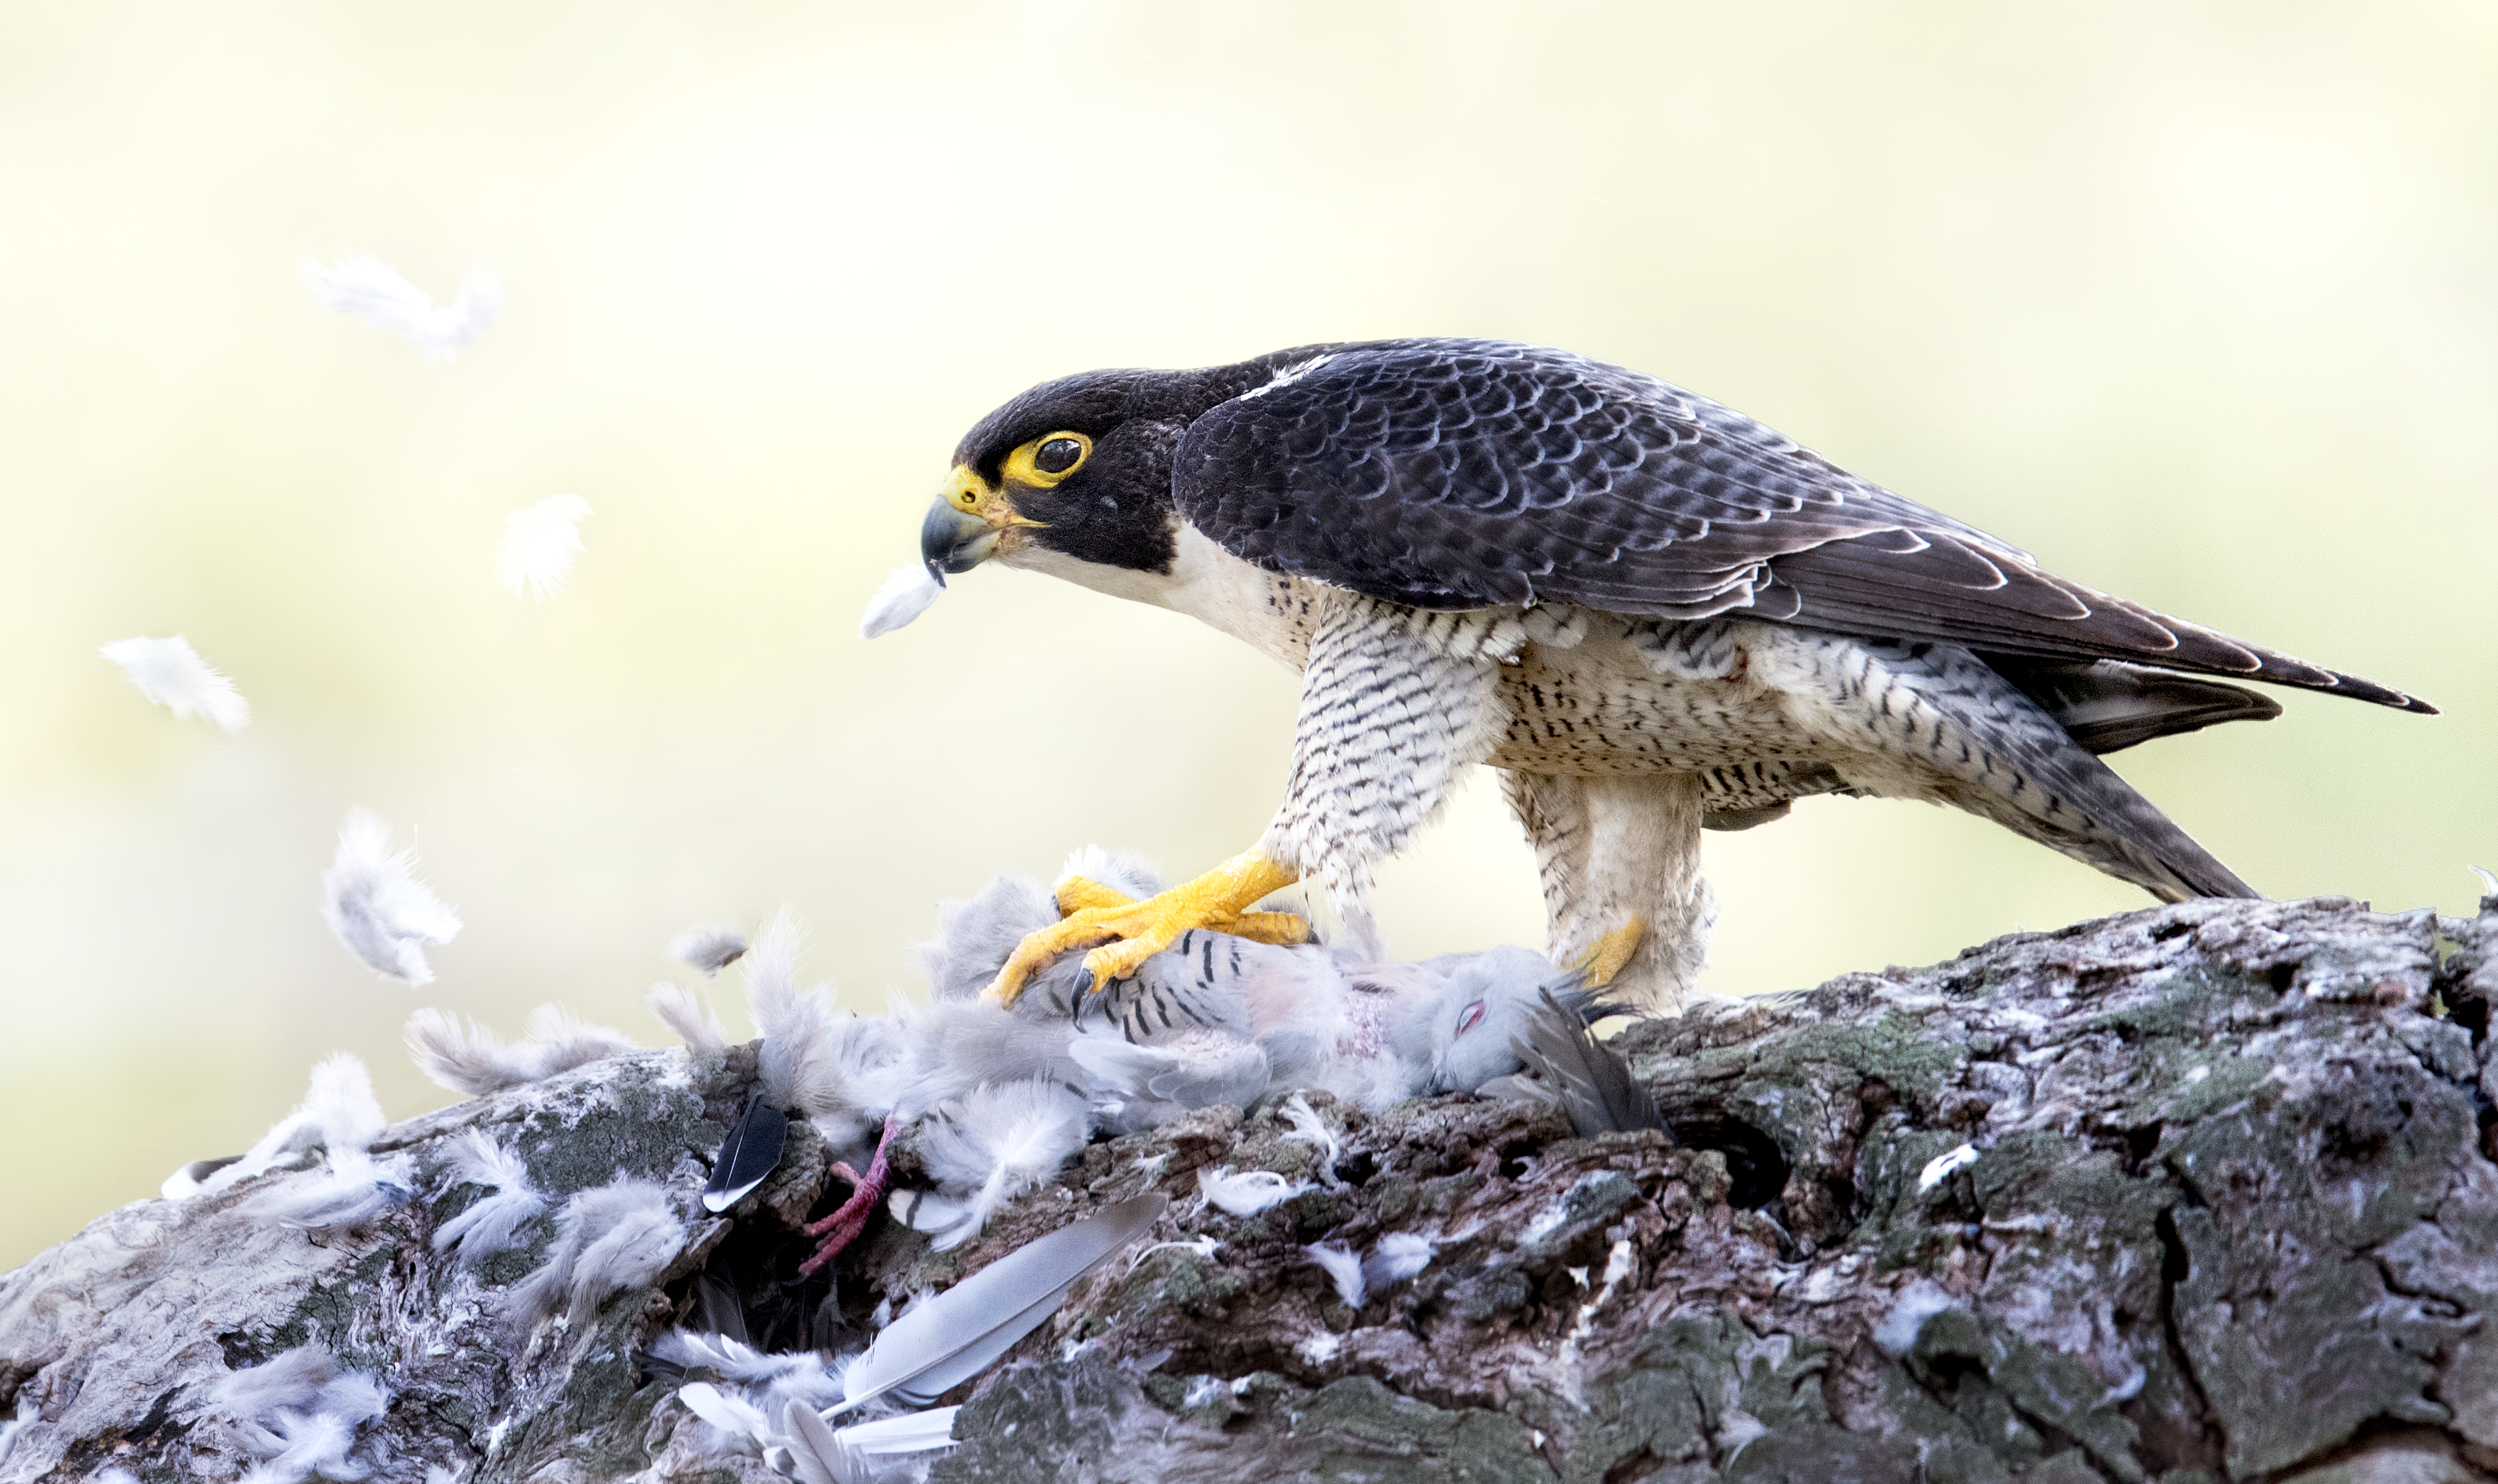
[2,1,2491,1270]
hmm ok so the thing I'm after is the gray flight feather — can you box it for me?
[1508,988,1669,1139]
[833,1192,1165,1415]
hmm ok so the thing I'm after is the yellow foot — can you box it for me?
[1573,917,1647,990]
[1053,876,1306,946]
[984,851,1308,1006]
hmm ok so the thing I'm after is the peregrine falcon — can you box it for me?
[912,339,2432,1012]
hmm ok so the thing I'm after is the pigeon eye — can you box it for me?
[1036,437,1085,474]
[1453,1000,1486,1038]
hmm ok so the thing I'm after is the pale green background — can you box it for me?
[2,3,2490,1270]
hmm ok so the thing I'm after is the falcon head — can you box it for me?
[919,352,1314,585]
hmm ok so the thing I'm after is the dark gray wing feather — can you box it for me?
[1509,988,1671,1141]
[1174,339,2431,713]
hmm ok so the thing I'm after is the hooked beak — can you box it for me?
[921,498,1000,587]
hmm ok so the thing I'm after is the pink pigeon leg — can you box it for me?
[797,1118,899,1277]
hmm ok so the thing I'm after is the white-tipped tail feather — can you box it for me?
[322,808,462,986]
[99,635,250,731]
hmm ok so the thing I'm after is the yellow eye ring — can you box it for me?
[1003,431,1091,488]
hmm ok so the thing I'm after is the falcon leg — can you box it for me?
[1574,917,1648,990]
[1504,769,1712,1014]
[984,852,1308,1006]
[992,593,1508,1008]
[796,1117,898,1276]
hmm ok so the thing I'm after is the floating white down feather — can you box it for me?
[496,493,592,600]
[669,924,750,976]
[859,563,944,638]
[321,808,462,986]
[299,253,501,363]
[99,635,251,730]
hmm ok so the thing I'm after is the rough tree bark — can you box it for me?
[6,893,2497,1483]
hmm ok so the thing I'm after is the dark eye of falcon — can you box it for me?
[1036,437,1085,474]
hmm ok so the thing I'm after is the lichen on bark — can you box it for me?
[5,895,2497,1483]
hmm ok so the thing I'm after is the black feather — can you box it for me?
[702,1094,789,1215]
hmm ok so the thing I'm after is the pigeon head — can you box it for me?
[1394,945,1568,1095]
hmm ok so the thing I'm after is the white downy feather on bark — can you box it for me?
[299,254,500,363]
[1360,1232,1437,1291]
[1276,1094,1341,1183]
[302,1050,388,1154]
[1303,1240,1367,1310]
[208,1345,388,1484]
[912,1080,1089,1250]
[1195,1165,1305,1216]
[431,1129,547,1260]
[668,924,750,977]
[322,807,462,986]
[1126,1234,1220,1274]
[509,1178,687,1330]
[859,563,944,639]
[253,1147,414,1231]
[496,493,592,600]
[99,635,251,731]
[646,980,728,1053]
[404,1004,636,1096]
[649,1330,842,1397]
[168,1052,388,1201]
